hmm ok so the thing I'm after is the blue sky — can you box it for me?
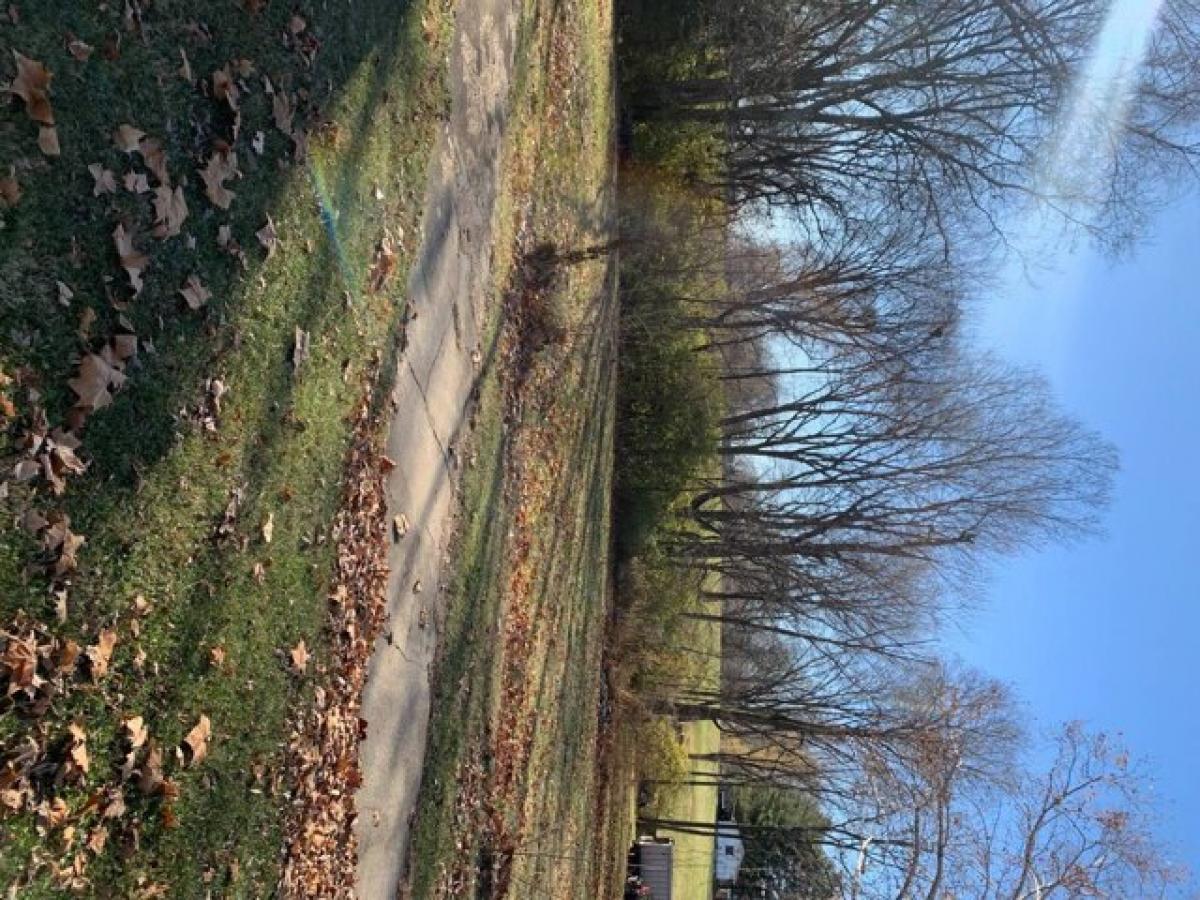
[951,193,1200,871]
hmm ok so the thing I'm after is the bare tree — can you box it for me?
[632,0,1200,249]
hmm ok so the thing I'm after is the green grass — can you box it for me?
[404,0,620,896]
[0,0,452,894]
[646,594,721,900]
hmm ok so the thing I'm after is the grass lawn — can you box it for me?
[650,598,721,900]
[0,0,452,894]
[403,0,621,896]
[655,720,719,900]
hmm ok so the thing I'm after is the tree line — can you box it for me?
[614,0,1198,896]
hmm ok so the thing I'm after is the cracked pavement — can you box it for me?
[353,1,520,897]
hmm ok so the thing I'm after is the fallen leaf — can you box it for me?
[178,47,192,82]
[77,307,96,341]
[367,236,397,293]
[2,632,38,696]
[85,628,116,680]
[136,744,164,794]
[212,65,238,111]
[55,639,80,673]
[69,351,121,411]
[53,524,86,576]
[7,51,54,124]
[38,126,60,157]
[200,149,238,209]
[112,332,138,360]
[39,797,69,830]
[178,274,211,310]
[88,163,117,196]
[289,14,306,34]
[256,216,278,256]
[152,185,188,238]
[20,508,48,533]
[66,36,94,62]
[393,513,409,539]
[181,715,211,766]
[57,280,74,307]
[123,170,150,194]
[252,130,265,155]
[113,123,145,153]
[113,224,149,294]
[292,327,310,372]
[272,91,294,136]
[1,788,23,811]
[67,722,89,775]
[209,645,226,668]
[123,715,148,749]
[289,640,309,674]
[134,137,170,186]
[85,826,108,855]
[14,459,40,481]
[261,512,274,544]
[0,171,20,206]
[101,791,126,820]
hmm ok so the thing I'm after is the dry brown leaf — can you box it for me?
[0,171,20,207]
[138,137,170,185]
[77,307,96,341]
[55,638,80,673]
[289,14,306,34]
[181,715,211,766]
[88,163,116,196]
[209,645,226,668]
[289,640,309,674]
[85,826,107,855]
[53,524,86,576]
[7,51,54,125]
[212,65,239,111]
[39,797,69,830]
[256,216,278,256]
[85,628,116,680]
[261,511,274,544]
[67,722,89,775]
[113,123,145,153]
[367,236,397,293]
[20,508,48,534]
[272,91,294,136]
[178,274,211,310]
[123,170,150,194]
[200,149,238,209]
[113,332,138,360]
[56,280,74,307]
[2,632,38,696]
[66,36,94,62]
[152,185,188,238]
[1,788,23,811]
[178,47,192,82]
[38,126,61,157]
[69,351,118,411]
[113,223,149,294]
[136,744,163,794]
[123,715,148,749]
[393,513,410,540]
[292,327,310,372]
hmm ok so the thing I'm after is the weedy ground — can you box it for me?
[0,0,453,895]
[402,0,626,896]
